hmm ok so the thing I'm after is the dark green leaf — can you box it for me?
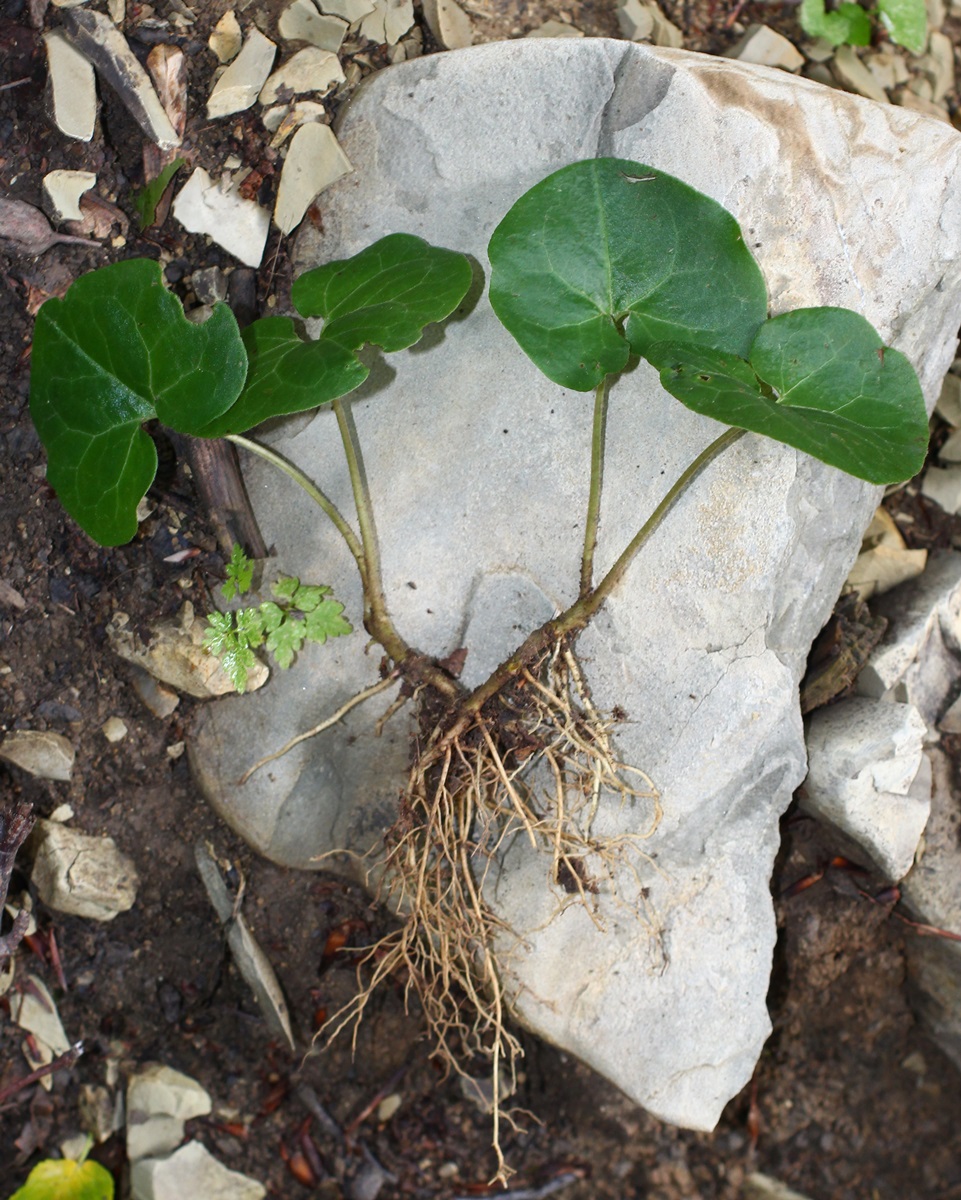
[303,598,351,644]
[197,317,368,437]
[133,157,185,230]
[488,158,768,392]
[291,233,473,352]
[220,642,258,693]
[30,259,246,546]
[798,0,871,44]
[651,307,928,484]
[10,1156,114,1200]
[877,0,927,52]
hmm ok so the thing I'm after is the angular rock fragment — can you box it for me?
[31,818,139,920]
[190,265,228,305]
[129,666,180,718]
[901,748,961,1071]
[44,29,97,142]
[62,9,180,149]
[195,843,295,1050]
[42,169,96,222]
[127,1064,212,1163]
[422,0,473,49]
[857,552,961,727]
[259,46,345,104]
[320,0,375,20]
[208,10,243,64]
[617,0,654,40]
[107,601,269,696]
[0,730,74,781]
[274,121,352,234]
[207,27,277,118]
[831,45,888,103]
[937,372,961,425]
[279,0,348,52]
[846,508,927,600]
[265,100,327,147]
[922,463,961,513]
[359,0,414,45]
[803,697,930,880]
[101,716,128,743]
[131,1141,266,1200]
[649,2,683,47]
[526,20,585,37]
[923,31,955,103]
[865,47,910,92]
[171,168,271,271]
[726,24,804,72]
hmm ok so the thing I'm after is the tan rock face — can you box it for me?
[0,730,74,781]
[31,820,139,921]
[107,602,268,698]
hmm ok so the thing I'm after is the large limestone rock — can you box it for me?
[191,40,961,1129]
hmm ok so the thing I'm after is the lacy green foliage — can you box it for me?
[8,1157,113,1200]
[490,158,928,485]
[798,0,926,51]
[29,238,474,546]
[133,157,185,229]
[203,548,352,691]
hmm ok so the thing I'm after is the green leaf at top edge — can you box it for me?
[291,233,474,353]
[9,1156,114,1200]
[133,157,186,230]
[649,307,928,485]
[488,157,769,393]
[29,259,247,546]
[877,0,927,53]
[197,317,368,437]
[798,0,871,45]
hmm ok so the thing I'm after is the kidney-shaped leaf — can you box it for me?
[198,317,369,437]
[488,157,769,392]
[291,233,473,352]
[10,1156,114,1200]
[30,259,246,546]
[650,308,928,485]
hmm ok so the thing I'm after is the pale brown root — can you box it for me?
[237,672,399,785]
[316,637,660,1183]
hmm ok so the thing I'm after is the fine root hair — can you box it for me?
[319,637,660,1183]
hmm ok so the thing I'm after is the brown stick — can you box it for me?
[0,1042,83,1107]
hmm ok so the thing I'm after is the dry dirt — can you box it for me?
[3,0,961,1197]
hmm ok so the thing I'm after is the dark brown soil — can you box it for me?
[3,2,961,1197]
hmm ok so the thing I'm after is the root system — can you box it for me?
[319,637,660,1181]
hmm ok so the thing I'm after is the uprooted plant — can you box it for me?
[28,157,929,1176]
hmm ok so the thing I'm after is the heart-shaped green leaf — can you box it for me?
[10,1156,114,1200]
[488,157,769,392]
[649,307,928,484]
[291,233,473,352]
[798,0,871,45]
[198,317,369,437]
[30,259,246,546]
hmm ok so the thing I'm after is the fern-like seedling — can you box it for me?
[203,547,352,692]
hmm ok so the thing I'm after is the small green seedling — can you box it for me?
[798,0,927,53]
[8,1146,113,1200]
[132,157,186,230]
[204,546,352,692]
[28,156,929,1181]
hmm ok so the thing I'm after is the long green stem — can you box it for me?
[579,377,610,600]
[460,427,745,719]
[226,434,367,589]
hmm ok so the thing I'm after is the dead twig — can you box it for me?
[0,801,34,964]
[0,1042,83,1107]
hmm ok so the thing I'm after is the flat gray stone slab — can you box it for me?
[191,40,961,1130]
